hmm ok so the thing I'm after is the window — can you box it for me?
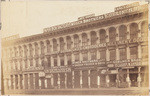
[54,57,57,66]
[130,46,138,59]
[53,39,57,51]
[130,23,138,39]
[67,55,72,66]
[82,52,88,61]
[119,25,127,40]
[67,36,72,49]
[109,27,116,42]
[91,31,97,45]
[74,53,79,62]
[82,33,88,46]
[35,59,38,67]
[119,48,126,60]
[100,29,106,43]
[74,35,80,47]
[47,57,51,67]
[60,38,64,51]
[60,56,64,66]
[100,50,106,60]
[91,51,97,60]
[110,49,116,61]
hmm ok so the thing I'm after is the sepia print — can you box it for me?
[1,1,149,95]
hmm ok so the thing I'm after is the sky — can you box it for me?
[1,1,147,38]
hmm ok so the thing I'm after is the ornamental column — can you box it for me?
[127,46,130,59]
[106,49,110,61]
[18,75,20,89]
[57,73,60,89]
[126,69,131,87]
[138,45,142,59]
[79,34,82,46]
[116,27,119,41]
[116,68,120,87]
[87,32,91,45]
[106,70,110,87]
[80,70,83,88]
[88,70,91,88]
[127,25,130,39]
[137,67,142,87]
[72,71,74,88]
[97,75,100,88]
[116,48,119,60]
[97,50,100,60]
[65,73,67,88]
[106,29,109,42]
[138,23,142,38]
[64,54,67,66]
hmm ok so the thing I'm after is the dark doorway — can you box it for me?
[130,73,138,87]
[109,74,116,87]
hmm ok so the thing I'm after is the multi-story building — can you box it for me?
[1,2,149,94]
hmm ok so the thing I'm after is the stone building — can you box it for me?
[1,2,149,93]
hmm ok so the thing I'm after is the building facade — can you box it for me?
[1,2,149,94]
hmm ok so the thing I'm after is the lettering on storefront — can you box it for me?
[39,72,45,77]
[44,3,147,32]
[44,67,71,73]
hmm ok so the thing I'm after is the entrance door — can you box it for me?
[74,71,80,88]
[60,73,65,88]
[90,70,97,88]
[53,73,58,88]
[82,70,88,88]
[130,74,138,87]
[67,73,72,88]
[100,75,106,87]
[109,74,116,87]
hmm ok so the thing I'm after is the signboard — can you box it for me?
[39,72,45,77]
[43,4,147,33]
[44,67,71,73]
[115,2,139,12]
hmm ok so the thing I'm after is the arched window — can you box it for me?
[109,27,116,42]
[60,55,64,66]
[130,23,138,39]
[46,40,50,53]
[19,46,22,57]
[74,34,79,47]
[91,31,97,45]
[100,29,106,43]
[66,36,72,49]
[24,45,27,57]
[82,33,88,46]
[40,41,44,54]
[67,54,71,66]
[119,25,127,40]
[53,39,57,51]
[141,21,148,37]
[29,44,33,56]
[60,37,64,51]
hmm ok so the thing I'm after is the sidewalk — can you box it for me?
[4,87,149,95]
